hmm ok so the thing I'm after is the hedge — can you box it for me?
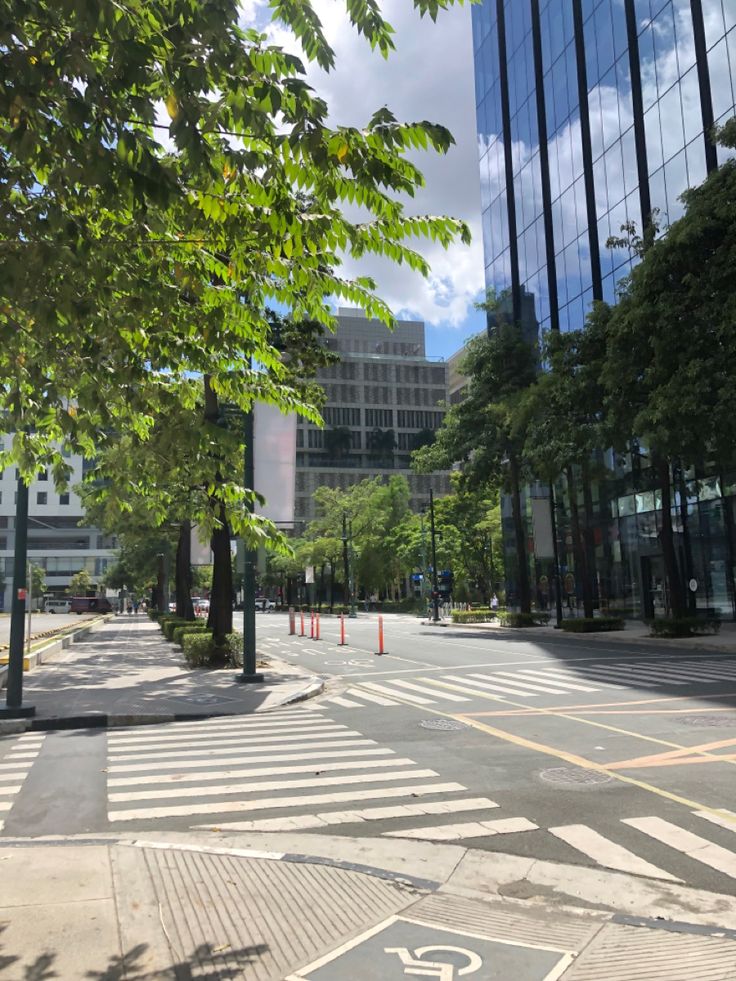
[181,633,218,667]
[559,617,625,633]
[648,617,721,638]
[452,609,495,624]
[496,611,550,627]
[172,623,211,646]
[162,617,190,640]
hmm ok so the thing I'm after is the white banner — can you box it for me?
[254,403,297,526]
[190,524,213,565]
[531,497,555,559]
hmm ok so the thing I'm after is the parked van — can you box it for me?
[70,595,113,614]
[44,598,71,614]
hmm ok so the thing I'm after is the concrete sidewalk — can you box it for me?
[1,831,735,979]
[4,618,322,732]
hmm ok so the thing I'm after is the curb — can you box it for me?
[0,615,112,688]
[23,678,326,732]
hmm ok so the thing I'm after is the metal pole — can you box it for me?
[549,481,564,628]
[342,513,350,612]
[348,520,357,618]
[1,476,35,717]
[429,490,440,622]
[26,561,32,657]
[237,405,263,683]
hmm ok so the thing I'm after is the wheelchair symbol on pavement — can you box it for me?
[385,945,483,980]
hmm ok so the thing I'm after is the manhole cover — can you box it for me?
[419,719,466,731]
[540,766,613,788]
[677,715,736,728]
[173,693,237,706]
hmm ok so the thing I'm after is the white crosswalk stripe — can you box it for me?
[0,733,44,832]
[624,816,736,880]
[549,824,680,881]
[105,713,522,839]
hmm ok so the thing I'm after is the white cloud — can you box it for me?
[244,0,485,328]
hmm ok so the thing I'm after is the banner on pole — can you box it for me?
[254,403,297,526]
[531,497,555,559]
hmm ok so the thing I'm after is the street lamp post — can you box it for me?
[237,405,263,683]
[549,482,564,629]
[348,520,357,618]
[1,475,35,718]
[429,489,440,623]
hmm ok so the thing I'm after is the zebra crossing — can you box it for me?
[102,709,736,890]
[104,709,531,837]
[0,731,45,833]
[320,657,736,709]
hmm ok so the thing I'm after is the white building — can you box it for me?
[0,441,118,610]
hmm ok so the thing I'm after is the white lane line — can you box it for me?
[108,728,361,753]
[693,809,736,833]
[444,675,537,698]
[623,816,736,879]
[107,717,330,740]
[0,761,38,772]
[322,696,362,708]
[571,667,661,688]
[550,824,680,881]
[193,797,501,832]
[108,747,394,774]
[0,801,14,813]
[349,689,400,706]
[108,722,347,747]
[383,816,538,841]
[641,664,736,682]
[537,668,625,690]
[0,786,22,796]
[391,679,470,702]
[605,665,687,685]
[109,738,378,763]
[361,682,434,705]
[108,757,419,787]
[109,768,439,803]
[108,781,467,821]
[510,671,599,693]
[481,673,573,695]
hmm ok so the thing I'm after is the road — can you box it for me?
[0,612,96,646]
[3,611,736,898]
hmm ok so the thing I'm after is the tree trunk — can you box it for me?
[719,471,736,619]
[318,563,325,612]
[509,454,531,613]
[175,521,195,621]
[203,375,233,644]
[675,462,696,614]
[330,560,336,613]
[657,456,686,619]
[566,465,594,618]
[581,459,599,614]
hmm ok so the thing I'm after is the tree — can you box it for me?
[69,569,93,595]
[601,119,736,618]
[324,427,353,459]
[28,563,45,602]
[1,0,470,492]
[414,323,538,612]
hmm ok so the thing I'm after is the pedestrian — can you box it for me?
[133,599,139,615]
[127,603,133,615]
[491,593,499,610]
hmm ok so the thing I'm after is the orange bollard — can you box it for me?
[338,613,346,646]
[300,610,305,636]
[310,611,314,639]
[374,615,386,655]
[316,613,320,640]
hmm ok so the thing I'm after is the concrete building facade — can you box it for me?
[295,309,452,527]
[0,440,117,610]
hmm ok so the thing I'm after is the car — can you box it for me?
[70,595,113,614]
[44,598,71,614]
[256,598,276,612]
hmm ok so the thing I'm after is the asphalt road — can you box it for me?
[3,611,736,899]
[0,612,96,646]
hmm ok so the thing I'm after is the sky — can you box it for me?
[241,0,488,361]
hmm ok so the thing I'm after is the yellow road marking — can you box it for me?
[608,737,736,770]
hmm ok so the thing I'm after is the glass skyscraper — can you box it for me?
[471,1,736,618]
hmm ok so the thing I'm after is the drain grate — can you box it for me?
[419,719,467,731]
[540,766,613,788]
[677,714,736,728]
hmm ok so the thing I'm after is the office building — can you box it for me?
[0,441,118,610]
[295,309,451,526]
[472,1,736,616]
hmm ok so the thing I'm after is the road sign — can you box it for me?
[689,578,698,592]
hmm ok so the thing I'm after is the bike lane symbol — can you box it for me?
[385,945,483,980]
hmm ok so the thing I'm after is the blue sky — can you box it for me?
[242,1,487,362]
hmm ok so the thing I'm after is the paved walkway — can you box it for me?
[1,830,735,979]
[3,617,322,730]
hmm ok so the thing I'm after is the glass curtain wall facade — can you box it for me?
[472,0,736,617]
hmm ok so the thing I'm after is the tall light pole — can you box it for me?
[237,405,263,683]
[1,475,35,718]
[429,489,440,623]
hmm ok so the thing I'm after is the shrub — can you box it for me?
[225,632,244,667]
[560,617,625,633]
[148,608,162,621]
[162,617,189,640]
[172,623,211,646]
[181,632,218,666]
[496,611,549,628]
[648,617,721,638]
[452,608,495,624]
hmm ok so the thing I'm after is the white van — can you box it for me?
[44,598,71,614]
